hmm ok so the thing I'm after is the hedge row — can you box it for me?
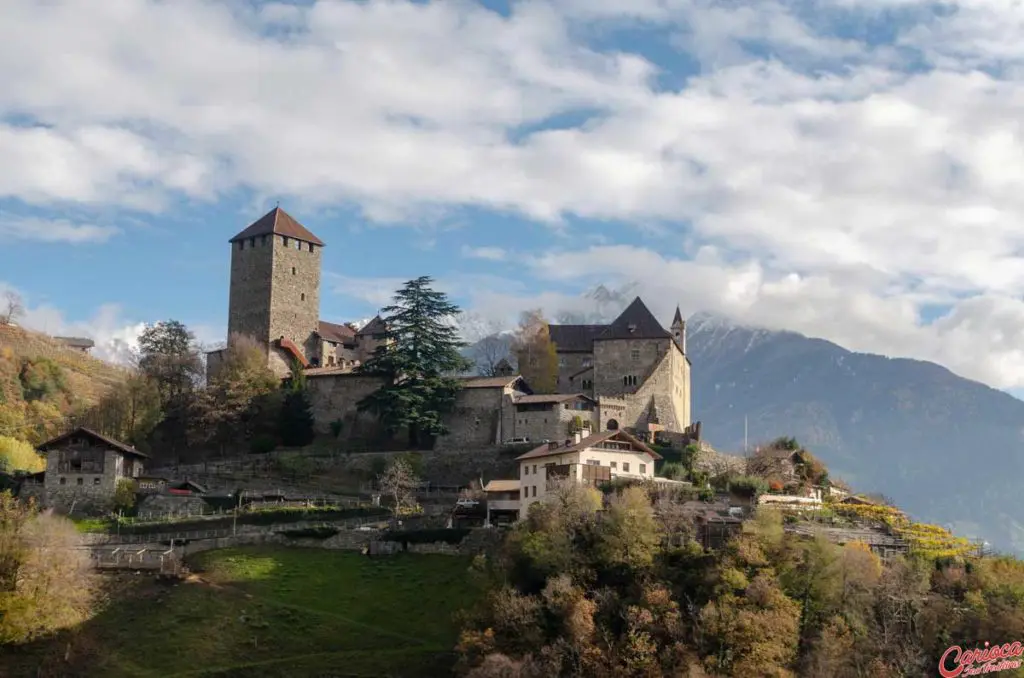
[115,506,389,535]
[380,528,471,546]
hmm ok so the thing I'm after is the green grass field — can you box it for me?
[5,547,476,678]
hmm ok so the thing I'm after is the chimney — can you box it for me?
[574,431,583,445]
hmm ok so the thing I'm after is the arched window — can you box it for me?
[606,419,619,431]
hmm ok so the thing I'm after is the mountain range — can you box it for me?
[465,302,1024,556]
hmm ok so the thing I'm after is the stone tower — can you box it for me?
[671,305,686,354]
[226,207,325,376]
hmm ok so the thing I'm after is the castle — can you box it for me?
[208,207,697,447]
[205,207,387,379]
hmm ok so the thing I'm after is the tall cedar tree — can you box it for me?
[356,276,471,448]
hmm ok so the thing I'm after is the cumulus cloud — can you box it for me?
[5,0,1024,388]
[0,283,222,365]
[0,215,119,243]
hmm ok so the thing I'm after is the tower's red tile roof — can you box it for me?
[230,207,325,246]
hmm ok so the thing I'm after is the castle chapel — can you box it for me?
[546,298,693,437]
[209,208,696,445]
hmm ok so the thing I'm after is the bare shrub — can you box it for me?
[0,495,97,644]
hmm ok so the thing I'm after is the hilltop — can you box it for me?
[0,324,129,443]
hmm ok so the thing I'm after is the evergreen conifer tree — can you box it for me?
[356,276,471,448]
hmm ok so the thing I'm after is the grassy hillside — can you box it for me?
[0,324,128,443]
[6,547,474,678]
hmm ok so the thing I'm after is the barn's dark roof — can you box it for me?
[37,427,149,459]
[229,207,325,246]
[596,297,672,341]
[548,324,605,352]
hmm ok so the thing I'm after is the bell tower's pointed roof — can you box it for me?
[230,207,325,246]
[672,305,684,326]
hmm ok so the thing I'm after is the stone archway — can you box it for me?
[606,419,619,431]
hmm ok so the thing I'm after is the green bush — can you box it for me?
[728,475,769,499]
[280,526,339,540]
[381,528,470,546]
[250,434,277,455]
[115,506,388,535]
[697,487,715,502]
[658,462,685,480]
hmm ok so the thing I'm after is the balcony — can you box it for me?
[546,463,611,490]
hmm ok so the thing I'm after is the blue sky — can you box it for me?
[3,0,1024,398]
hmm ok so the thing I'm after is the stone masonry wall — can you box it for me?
[227,236,274,348]
[511,402,597,442]
[268,235,322,366]
[556,351,594,393]
[436,387,506,449]
[592,338,671,396]
[306,373,388,435]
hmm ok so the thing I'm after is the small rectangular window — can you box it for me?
[249,237,255,248]
[623,463,630,473]
[292,266,297,275]
[238,240,244,250]
[532,465,537,474]
[308,243,314,252]
[93,477,101,485]
[301,293,306,301]
[523,466,529,476]
[283,236,290,247]
[610,461,617,469]
[631,349,640,360]
[296,240,302,250]
[76,477,84,486]
[59,477,66,485]
[262,235,268,246]
[587,459,599,465]
[640,464,647,474]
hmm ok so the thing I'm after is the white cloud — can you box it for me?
[0,215,120,243]
[0,282,223,365]
[6,0,1024,388]
[460,245,507,261]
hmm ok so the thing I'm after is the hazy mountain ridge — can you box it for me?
[687,311,1024,554]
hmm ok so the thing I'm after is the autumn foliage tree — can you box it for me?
[0,493,96,645]
[194,334,280,456]
[456,476,1024,678]
[511,310,558,394]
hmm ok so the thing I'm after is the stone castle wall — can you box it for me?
[227,236,274,346]
[556,351,593,392]
[268,236,321,361]
[511,403,596,443]
[306,373,388,435]
[592,337,670,396]
[593,342,690,435]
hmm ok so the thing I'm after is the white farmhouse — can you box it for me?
[514,429,662,519]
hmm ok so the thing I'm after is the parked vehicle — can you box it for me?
[504,437,530,444]
[455,498,479,508]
